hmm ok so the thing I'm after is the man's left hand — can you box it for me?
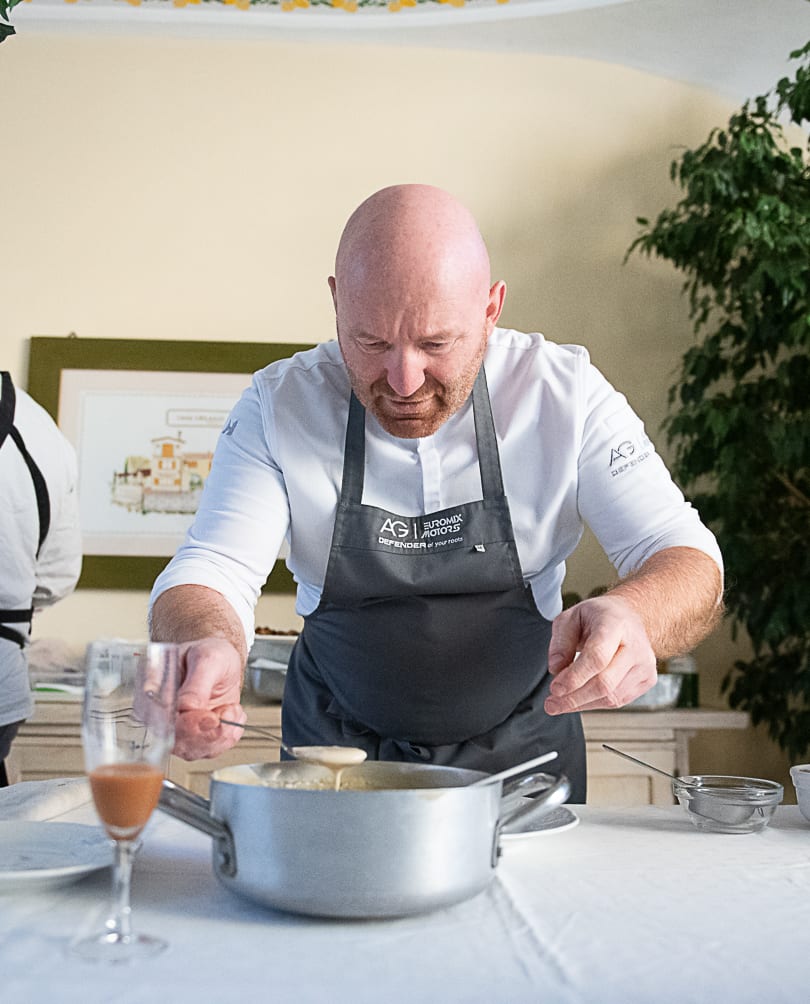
[544,594,657,715]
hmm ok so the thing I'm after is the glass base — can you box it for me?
[71,931,168,963]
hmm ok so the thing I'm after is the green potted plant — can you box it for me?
[1,0,22,42]
[627,42,810,758]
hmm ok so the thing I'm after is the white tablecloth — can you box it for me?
[1,782,809,1004]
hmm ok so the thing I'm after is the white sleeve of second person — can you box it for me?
[149,380,291,649]
[31,429,83,609]
[575,363,724,585]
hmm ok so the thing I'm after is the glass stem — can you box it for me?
[106,839,137,941]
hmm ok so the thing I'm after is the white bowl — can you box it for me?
[789,764,810,823]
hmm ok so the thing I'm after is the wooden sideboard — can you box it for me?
[6,697,748,806]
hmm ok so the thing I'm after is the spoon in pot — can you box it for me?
[469,750,559,787]
[602,744,684,784]
[219,719,367,769]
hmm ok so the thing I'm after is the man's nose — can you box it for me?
[385,349,426,398]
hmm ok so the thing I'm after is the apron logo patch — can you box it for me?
[377,512,465,551]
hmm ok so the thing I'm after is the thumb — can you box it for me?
[548,607,580,675]
[176,659,221,711]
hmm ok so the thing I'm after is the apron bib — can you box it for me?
[282,368,586,799]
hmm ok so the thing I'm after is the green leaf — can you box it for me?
[0,0,23,22]
[626,37,810,759]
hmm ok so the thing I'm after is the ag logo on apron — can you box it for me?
[377,511,465,553]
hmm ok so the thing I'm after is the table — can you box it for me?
[1,780,808,1003]
[9,697,749,804]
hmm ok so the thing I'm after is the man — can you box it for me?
[150,184,723,801]
[0,371,82,785]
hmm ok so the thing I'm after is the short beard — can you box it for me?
[347,331,487,439]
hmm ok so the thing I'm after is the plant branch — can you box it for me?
[772,471,810,508]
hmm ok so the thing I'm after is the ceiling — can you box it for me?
[17,0,810,103]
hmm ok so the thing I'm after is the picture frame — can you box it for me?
[27,335,312,592]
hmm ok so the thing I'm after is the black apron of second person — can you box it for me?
[282,367,586,801]
[0,372,51,786]
[0,371,51,649]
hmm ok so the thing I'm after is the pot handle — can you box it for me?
[499,771,567,816]
[158,779,238,878]
[491,772,571,863]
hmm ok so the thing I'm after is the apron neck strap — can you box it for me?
[0,372,15,451]
[470,365,506,499]
[0,371,51,557]
[341,367,505,505]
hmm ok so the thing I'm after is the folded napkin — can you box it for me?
[0,777,93,822]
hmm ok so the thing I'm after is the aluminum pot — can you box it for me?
[159,759,570,919]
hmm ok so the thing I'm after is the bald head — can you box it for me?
[329,184,506,438]
[334,184,492,298]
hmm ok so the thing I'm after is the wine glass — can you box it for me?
[71,642,178,963]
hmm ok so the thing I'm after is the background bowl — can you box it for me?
[627,673,683,711]
[672,774,783,834]
[789,764,810,823]
[245,635,297,703]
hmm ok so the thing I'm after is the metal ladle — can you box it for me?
[219,719,367,769]
[603,743,775,829]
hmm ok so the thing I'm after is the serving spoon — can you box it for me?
[219,718,367,769]
[469,750,559,787]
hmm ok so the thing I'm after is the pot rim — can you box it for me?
[211,760,507,793]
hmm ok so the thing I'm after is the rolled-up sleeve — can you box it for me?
[32,433,82,609]
[576,364,723,583]
[149,379,290,648]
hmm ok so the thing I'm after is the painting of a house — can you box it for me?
[112,434,214,515]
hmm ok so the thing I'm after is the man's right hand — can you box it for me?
[172,638,248,760]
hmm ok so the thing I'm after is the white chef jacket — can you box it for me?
[150,329,723,649]
[0,384,82,726]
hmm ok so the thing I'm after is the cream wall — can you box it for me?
[2,31,790,792]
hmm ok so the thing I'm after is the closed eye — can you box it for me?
[355,337,389,353]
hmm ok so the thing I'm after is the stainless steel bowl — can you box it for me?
[627,673,683,710]
[673,774,783,833]
[246,636,297,703]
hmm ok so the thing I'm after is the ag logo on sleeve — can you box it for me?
[609,435,652,477]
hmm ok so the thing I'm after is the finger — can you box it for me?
[172,704,245,760]
[545,647,631,714]
[545,652,656,715]
[139,643,179,697]
[177,646,242,711]
[549,606,625,696]
[548,607,582,675]
[132,643,180,724]
[548,630,621,699]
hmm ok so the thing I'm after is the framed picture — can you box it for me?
[27,336,311,591]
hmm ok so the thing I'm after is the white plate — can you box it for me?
[0,821,112,892]
[500,806,579,841]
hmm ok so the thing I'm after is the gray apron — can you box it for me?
[282,367,586,801]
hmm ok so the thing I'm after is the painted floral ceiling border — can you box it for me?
[65,0,512,10]
[9,0,625,21]
[5,0,631,43]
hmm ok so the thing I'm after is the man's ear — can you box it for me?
[487,280,507,329]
